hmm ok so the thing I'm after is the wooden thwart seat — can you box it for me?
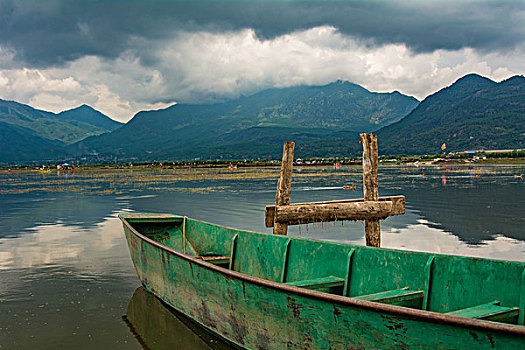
[353,287,425,308]
[446,301,520,323]
[196,255,231,266]
[285,276,345,290]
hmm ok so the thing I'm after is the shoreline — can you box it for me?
[1,157,524,173]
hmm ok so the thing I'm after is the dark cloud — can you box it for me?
[1,0,524,68]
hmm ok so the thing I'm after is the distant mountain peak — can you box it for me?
[66,104,97,113]
[458,72,487,80]
[451,73,495,88]
[501,75,525,85]
[377,72,525,155]
[330,79,358,87]
[76,80,420,160]
[418,73,497,103]
[58,104,122,131]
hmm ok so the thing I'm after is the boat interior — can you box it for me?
[124,214,525,326]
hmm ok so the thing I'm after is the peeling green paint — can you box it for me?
[120,213,525,349]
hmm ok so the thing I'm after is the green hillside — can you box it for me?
[0,100,123,163]
[0,100,122,144]
[377,74,525,155]
[58,105,122,133]
[0,121,66,163]
[3,74,523,163]
[74,81,418,160]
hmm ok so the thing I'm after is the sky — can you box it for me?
[0,0,524,122]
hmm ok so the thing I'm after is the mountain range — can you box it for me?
[0,73,523,163]
[0,100,122,162]
[377,74,525,155]
[74,81,418,160]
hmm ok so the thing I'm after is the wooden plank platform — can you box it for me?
[353,288,425,308]
[285,276,345,290]
[447,301,520,323]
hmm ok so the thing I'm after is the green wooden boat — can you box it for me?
[120,212,525,349]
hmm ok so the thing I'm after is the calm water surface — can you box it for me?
[1,165,524,349]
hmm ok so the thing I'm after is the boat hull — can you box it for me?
[125,286,233,349]
[121,213,525,349]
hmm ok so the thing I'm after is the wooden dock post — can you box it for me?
[266,137,404,245]
[274,141,295,235]
[360,133,380,247]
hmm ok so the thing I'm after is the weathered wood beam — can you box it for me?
[273,141,295,235]
[265,196,405,227]
[360,133,380,247]
[273,200,393,225]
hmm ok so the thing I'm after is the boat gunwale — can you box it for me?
[119,213,525,337]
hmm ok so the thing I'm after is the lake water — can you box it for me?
[1,165,524,349]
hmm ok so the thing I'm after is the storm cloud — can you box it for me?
[2,1,525,66]
[0,0,524,121]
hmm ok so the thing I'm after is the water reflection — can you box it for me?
[1,166,523,263]
[0,193,128,239]
[124,287,232,350]
[383,166,525,244]
[0,165,524,349]
[381,219,525,261]
[0,212,128,270]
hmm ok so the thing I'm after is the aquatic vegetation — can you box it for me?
[1,165,522,196]
[0,167,363,195]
